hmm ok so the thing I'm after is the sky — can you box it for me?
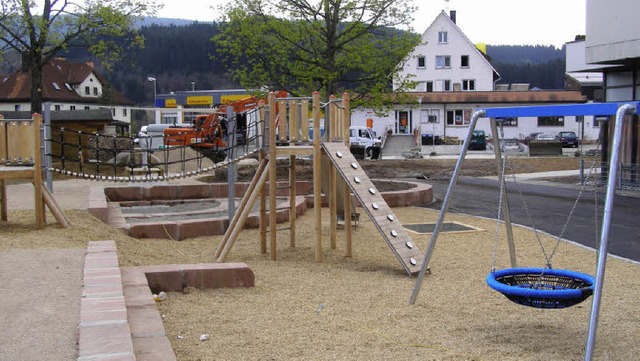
[153,0,586,48]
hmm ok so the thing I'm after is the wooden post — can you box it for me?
[329,152,337,250]
[289,154,296,247]
[329,95,337,141]
[268,92,278,260]
[344,185,352,257]
[32,114,45,229]
[301,100,309,142]
[278,99,287,144]
[312,92,322,262]
[259,149,267,254]
[215,157,269,259]
[258,101,267,254]
[289,101,299,143]
[0,114,5,221]
[343,93,352,257]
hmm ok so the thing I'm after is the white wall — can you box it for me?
[586,0,640,64]
[352,103,601,142]
[395,12,496,92]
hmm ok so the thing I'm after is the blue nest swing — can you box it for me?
[486,268,595,309]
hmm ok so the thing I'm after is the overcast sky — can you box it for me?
[153,0,586,48]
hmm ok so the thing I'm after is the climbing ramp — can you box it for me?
[321,142,423,275]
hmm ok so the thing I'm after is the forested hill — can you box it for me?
[485,44,566,90]
[28,21,568,104]
[486,45,564,65]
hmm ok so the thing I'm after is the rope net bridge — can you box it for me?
[43,107,272,182]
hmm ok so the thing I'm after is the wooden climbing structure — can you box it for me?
[215,92,422,275]
[0,114,69,228]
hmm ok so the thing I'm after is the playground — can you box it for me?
[0,98,639,360]
[2,203,639,360]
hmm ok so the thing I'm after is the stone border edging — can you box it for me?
[78,240,256,360]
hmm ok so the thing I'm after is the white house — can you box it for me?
[353,10,593,142]
[394,10,499,94]
[0,58,133,125]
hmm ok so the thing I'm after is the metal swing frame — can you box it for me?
[408,101,640,361]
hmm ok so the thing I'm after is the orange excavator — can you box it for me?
[162,91,286,162]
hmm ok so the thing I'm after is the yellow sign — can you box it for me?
[186,95,213,105]
[221,95,252,103]
[165,98,177,108]
[476,42,487,54]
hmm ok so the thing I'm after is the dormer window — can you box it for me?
[438,31,448,44]
[52,82,61,90]
[64,83,73,91]
[417,56,426,69]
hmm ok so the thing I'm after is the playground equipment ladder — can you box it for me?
[322,142,423,275]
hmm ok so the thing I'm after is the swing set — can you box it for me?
[408,101,639,361]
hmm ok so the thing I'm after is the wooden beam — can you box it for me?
[313,92,322,262]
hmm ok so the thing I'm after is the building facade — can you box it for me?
[0,58,133,124]
[354,10,592,142]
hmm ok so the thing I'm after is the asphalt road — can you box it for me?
[417,177,640,263]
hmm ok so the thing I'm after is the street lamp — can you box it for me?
[191,81,196,91]
[147,76,156,105]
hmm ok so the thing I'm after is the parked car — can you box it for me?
[525,132,542,143]
[469,130,487,150]
[556,131,578,147]
[535,133,556,141]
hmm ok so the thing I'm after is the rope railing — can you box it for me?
[43,114,262,183]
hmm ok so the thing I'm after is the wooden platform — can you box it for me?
[321,142,424,275]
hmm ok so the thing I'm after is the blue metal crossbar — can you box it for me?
[483,101,640,118]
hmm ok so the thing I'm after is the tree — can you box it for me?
[0,0,159,112]
[212,0,421,107]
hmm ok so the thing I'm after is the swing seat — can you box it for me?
[486,268,595,309]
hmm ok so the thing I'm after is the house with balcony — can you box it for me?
[0,58,133,127]
[352,10,589,143]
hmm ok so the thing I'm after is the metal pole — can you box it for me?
[227,106,236,223]
[409,109,486,305]
[490,119,517,268]
[43,103,53,191]
[584,103,635,361]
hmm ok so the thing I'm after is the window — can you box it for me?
[496,117,518,126]
[438,31,448,43]
[70,105,76,110]
[426,81,433,92]
[54,104,61,110]
[429,109,440,123]
[52,82,61,90]
[84,106,90,110]
[123,108,128,116]
[446,109,471,126]
[111,108,116,116]
[462,80,475,91]
[444,80,451,91]
[14,104,21,111]
[65,83,73,91]
[435,55,451,69]
[461,55,469,68]
[538,116,564,126]
[85,86,90,95]
[93,87,98,96]
[417,56,426,68]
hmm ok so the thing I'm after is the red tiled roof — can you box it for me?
[0,58,133,105]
